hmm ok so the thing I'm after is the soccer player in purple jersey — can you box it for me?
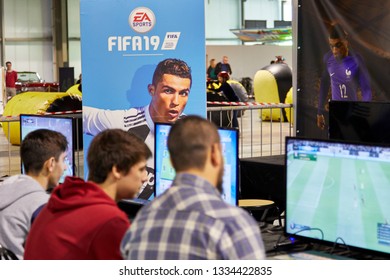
[317,23,372,130]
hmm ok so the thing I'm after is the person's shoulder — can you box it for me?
[349,50,365,62]
[83,105,142,117]
[0,175,48,214]
[123,106,148,125]
[216,203,259,228]
[125,105,144,114]
[323,50,333,61]
[1,174,44,192]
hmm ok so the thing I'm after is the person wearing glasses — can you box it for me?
[317,23,372,130]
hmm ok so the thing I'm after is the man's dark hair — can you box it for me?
[152,58,192,88]
[168,116,220,172]
[87,129,152,183]
[5,61,11,66]
[329,23,347,40]
[21,129,68,174]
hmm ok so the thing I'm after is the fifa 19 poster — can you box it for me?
[80,0,205,197]
[296,0,390,139]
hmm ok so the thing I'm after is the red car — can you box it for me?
[15,71,59,93]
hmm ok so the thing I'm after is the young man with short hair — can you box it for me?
[24,129,151,260]
[121,116,266,260]
[317,23,372,130]
[0,129,68,259]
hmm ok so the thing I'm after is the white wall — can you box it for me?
[205,0,241,45]
[3,0,54,82]
[244,0,279,28]
[1,0,294,85]
[207,44,293,81]
[68,0,81,80]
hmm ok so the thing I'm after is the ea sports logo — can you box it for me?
[129,7,155,33]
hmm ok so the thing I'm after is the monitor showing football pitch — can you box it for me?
[285,137,390,257]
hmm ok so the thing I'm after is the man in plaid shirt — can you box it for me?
[120,116,265,259]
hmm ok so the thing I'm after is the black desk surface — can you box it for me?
[240,155,285,165]
[240,155,286,211]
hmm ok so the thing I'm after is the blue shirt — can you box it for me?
[121,173,266,260]
[318,50,372,114]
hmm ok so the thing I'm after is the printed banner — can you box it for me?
[80,0,206,198]
[296,0,390,138]
[0,67,4,112]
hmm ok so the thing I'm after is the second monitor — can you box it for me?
[154,123,239,206]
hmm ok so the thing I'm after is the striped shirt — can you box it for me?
[120,173,266,260]
[83,105,154,197]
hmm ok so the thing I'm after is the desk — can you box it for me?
[239,199,278,227]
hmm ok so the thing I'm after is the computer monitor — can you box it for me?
[20,114,75,184]
[329,101,390,144]
[154,123,239,206]
[285,137,390,257]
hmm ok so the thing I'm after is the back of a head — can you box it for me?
[168,116,220,172]
[218,71,230,82]
[87,129,151,183]
[329,23,347,40]
[152,58,192,87]
[21,129,68,175]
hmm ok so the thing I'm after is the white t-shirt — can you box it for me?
[83,105,155,198]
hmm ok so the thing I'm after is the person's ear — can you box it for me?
[43,157,55,174]
[148,84,155,96]
[210,143,222,168]
[111,166,121,180]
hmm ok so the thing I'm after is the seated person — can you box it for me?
[24,129,151,260]
[121,116,265,259]
[0,129,68,259]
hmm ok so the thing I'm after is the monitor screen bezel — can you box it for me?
[154,122,239,206]
[284,136,390,258]
[19,114,76,183]
[217,125,239,207]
